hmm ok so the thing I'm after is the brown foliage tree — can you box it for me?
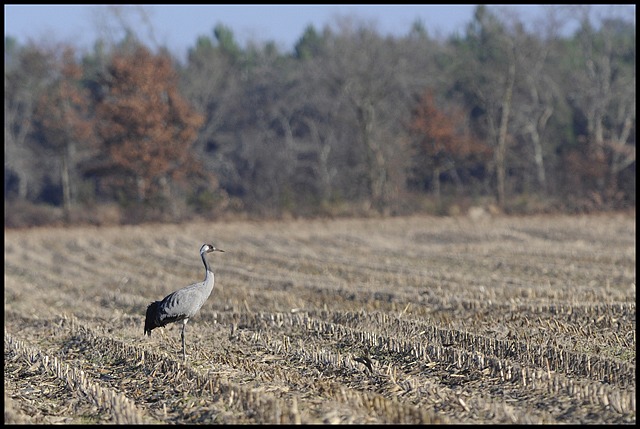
[409,91,490,198]
[95,45,205,203]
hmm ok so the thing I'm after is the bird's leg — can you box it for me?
[181,319,188,362]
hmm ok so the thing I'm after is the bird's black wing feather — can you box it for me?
[144,288,192,335]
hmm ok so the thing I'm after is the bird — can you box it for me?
[144,243,224,361]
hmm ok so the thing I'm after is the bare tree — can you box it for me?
[4,41,53,200]
[90,5,159,50]
[34,46,95,219]
[314,18,416,211]
[455,6,518,208]
[567,9,636,203]
[502,7,567,194]
[181,41,232,175]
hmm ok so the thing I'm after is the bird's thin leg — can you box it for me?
[181,319,188,361]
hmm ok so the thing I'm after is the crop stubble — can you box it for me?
[4,214,636,423]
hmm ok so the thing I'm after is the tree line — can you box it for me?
[4,6,635,226]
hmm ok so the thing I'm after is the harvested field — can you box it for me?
[4,213,636,424]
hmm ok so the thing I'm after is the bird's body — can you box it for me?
[144,243,224,360]
[144,276,214,332]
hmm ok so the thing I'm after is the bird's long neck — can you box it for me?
[201,251,214,283]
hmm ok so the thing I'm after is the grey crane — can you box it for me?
[144,243,224,361]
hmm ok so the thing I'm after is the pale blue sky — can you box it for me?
[4,5,634,60]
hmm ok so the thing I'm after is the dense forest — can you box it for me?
[4,6,636,227]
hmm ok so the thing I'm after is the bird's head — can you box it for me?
[201,243,224,254]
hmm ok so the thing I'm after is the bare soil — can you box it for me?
[4,213,636,423]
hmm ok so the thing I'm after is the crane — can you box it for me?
[144,243,224,361]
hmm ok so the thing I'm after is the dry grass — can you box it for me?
[4,213,636,423]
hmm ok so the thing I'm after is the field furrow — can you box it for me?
[4,214,635,423]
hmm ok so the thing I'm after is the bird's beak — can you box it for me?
[216,248,225,252]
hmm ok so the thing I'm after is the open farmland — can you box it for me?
[4,214,636,424]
